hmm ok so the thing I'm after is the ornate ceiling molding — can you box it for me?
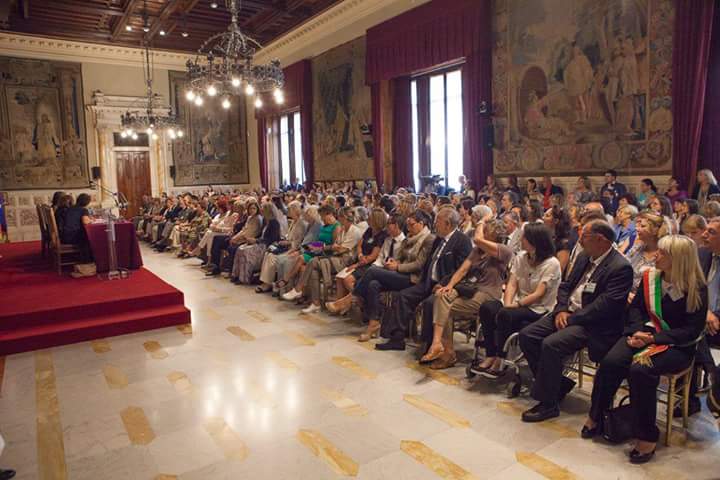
[88,91,171,128]
[255,0,431,65]
[0,32,191,69]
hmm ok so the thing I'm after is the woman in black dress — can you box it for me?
[60,193,92,261]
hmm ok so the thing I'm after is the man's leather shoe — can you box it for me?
[0,469,16,480]
[521,402,560,423]
[375,339,405,351]
[558,376,577,403]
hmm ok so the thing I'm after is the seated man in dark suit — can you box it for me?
[519,220,633,422]
[376,206,472,353]
[687,217,720,415]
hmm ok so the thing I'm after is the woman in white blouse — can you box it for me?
[476,223,562,378]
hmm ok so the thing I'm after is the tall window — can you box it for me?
[411,68,463,192]
[277,111,304,186]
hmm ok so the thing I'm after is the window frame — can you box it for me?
[411,62,464,192]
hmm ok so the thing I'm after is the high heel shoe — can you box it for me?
[358,321,380,342]
[326,294,352,314]
[581,424,600,439]
[419,344,445,364]
[629,448,655,464]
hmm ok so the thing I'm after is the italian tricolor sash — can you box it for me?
[632,268,670,366]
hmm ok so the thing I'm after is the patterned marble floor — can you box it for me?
[1,245,719,480]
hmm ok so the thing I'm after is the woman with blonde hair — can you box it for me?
[582,235,707,464]
[625,211,668,297]
[332,207,388,302]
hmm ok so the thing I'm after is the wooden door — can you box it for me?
[115,151,151,219]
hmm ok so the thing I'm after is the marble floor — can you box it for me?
[1,245,719,480]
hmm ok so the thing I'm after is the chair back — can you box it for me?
[37,204,49,241]
[44,205,61,249]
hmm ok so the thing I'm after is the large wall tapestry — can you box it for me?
[169,71,249,186]
[312,37,373,181]
[491,0,674,176]
[0,57,88,190]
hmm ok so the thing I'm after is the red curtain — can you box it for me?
[371,83,385,187]
[256,60,314,187]
[257,118,268,190]
[366,0,487,85]
[366,0,492,190]
[463,47,492,192]
[699,5,720,178]
[415,76,431,188]
[672,0,715,192]
[298,61,314,188]
[392,77,413,188]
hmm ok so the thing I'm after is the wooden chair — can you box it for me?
[44,205,82,275]
[37,204,50,257]
[658,363,695,446]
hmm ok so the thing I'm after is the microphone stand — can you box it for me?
[93,181,130,281]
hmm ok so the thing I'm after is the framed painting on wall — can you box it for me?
[491,0,674,176]
[168,71,250,186]
[0,57,88,190]
[312,36,374,181]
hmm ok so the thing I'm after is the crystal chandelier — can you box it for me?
[184,0,285,110]
[121,43,185,141]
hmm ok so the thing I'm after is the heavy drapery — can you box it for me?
[366,0,492,190]
[698,4,720,179]
[255,60,314,188]
[672,0,715,191]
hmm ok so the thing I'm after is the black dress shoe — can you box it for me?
[673,397,702,418]
[521,402,560,423]
[629,448,655,464]
[375,339,406,351]
[205,268,220,276]
[581,425,600,439]
[0,469,16,480]
[558,376,577,403]
[708,385,720,420]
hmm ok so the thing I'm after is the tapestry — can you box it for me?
[492,0,674,175]
[168,71,249,186]
[0,57,88,190]
[312,37,373,181]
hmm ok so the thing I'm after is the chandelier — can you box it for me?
[121,43,185,141]
[184,0,285,110]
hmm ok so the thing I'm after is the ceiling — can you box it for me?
[0,0,343,53]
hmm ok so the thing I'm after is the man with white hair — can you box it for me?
[376,207,472,352]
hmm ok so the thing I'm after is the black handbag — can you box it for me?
[601,395,634,444]
[267,242,289,255]
[454,281,480,299]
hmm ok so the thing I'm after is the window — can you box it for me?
[276,111,305,187]
[411,67,463,192]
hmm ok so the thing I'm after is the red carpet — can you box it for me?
[0,241,191,355]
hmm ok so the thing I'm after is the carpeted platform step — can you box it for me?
[0,290,185,331]
[0,304,190,355]
[0,241,192,355]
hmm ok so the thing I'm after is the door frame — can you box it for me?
[115,150,152,218]
[88,93,172,208]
